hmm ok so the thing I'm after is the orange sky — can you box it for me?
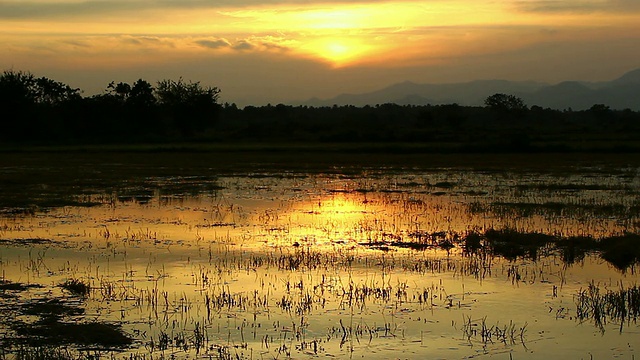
[1,0,639,105]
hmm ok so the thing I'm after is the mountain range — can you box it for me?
[300,68,640,110]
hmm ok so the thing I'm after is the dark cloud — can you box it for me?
[0,1,145,19]
[515,1,602,13]
[261,42,290,51]
[515,0,640,13]
[116,36,176,49]
[0,0,373,20]
[232,40,255,51]
[60,39,91,47]
[195,37,292,52]
[195,39,232,49]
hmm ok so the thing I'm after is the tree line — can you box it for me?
[0,70,220,143]
[2,70,640,151]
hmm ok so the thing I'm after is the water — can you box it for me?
[1,153,639,359]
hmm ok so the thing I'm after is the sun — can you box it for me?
[303,38,371,67]
[327,42,349,57]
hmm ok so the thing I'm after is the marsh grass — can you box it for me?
[146,322,209,354]
[575,282,640,333]
[11,346,76,360]
[461,315,527,347]
[360,228,640,270]
[0,229,635,358]
[60,279,90,297]
[515,183,632,191]
[483,229,556,261]
[471,201,634,219]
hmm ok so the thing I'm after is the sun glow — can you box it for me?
[327,42,349,56]
[2,0,639,101]
[296,8,367,30]
[302,38,373,66]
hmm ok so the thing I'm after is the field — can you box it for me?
[1,152,640,359]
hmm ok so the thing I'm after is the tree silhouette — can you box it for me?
[155,78,220,106]
[155,78,221,136]
[0,70,37,139]
[484,93,528,112]
[0,70,36,105]
[34,77,81,105]
[107,81,132,101]
[129,79,155,107]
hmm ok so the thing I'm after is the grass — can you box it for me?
[461,315,527,346]
[12,346,77,360]
[60,279,91,297]
[484,229,557,261]
[575,282,640,333]
[515,183,631,191]
[358,228,640,270]
[470,201,635,219]
[0,228,634,358]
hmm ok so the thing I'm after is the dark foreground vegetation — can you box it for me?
[360,229,640,271]
[2,70,640,152]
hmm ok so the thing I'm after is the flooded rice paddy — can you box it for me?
[1,153,640,359]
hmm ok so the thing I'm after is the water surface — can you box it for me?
[1,153,639,359]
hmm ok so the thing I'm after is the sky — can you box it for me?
[1,0,639,105]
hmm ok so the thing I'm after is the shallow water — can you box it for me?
[1,154,639,359]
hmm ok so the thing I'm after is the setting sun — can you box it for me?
[327,42,349,57]
[302,38,373,66]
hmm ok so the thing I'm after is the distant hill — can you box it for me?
[610,68,640,85]
[300,69,640,110]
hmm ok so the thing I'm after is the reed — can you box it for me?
[575,282,640,333]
